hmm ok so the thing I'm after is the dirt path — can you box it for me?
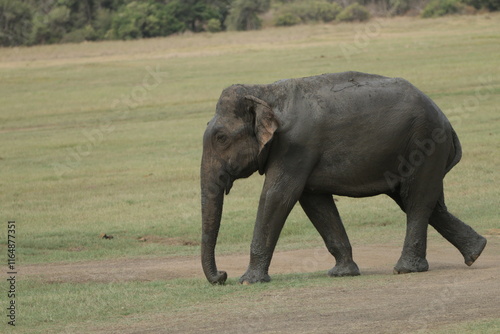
[24,237,500,333]
[22,244,399,284]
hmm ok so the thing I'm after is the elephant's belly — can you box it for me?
[305,160,396,197]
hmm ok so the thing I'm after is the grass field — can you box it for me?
[1,13,499,333]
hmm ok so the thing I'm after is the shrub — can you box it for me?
[0,0,33,46]
[110,1,185,40]
[274,0,342,25]
[166,0,221,33]
[60,25,98,43]
[30,5,71,44]
[337,3,370,22]
[421,0,465,18]
[227,0,270,31]
[305,1,342,22]
[464,0,500,11]
[275,12,302,26]
[93,8,113,40]
[207,18,222,32]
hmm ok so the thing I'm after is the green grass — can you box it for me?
[14,272,388,333]
[0,13,499,333]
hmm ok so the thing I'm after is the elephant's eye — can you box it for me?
[216,133,228,145]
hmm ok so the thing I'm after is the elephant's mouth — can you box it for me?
[222,158,258,195]
[219,172,234,195]
[224,176,234,195]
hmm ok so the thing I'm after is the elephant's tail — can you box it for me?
[445,129,462,175]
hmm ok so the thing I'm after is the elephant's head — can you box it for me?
[200,85,279,284]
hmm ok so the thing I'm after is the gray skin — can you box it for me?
[200,71,487,285]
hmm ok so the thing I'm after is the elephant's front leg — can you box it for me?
[299,192,360,277]
[240,175,304,284]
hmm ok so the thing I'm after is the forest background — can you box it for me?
[1,0,499,47]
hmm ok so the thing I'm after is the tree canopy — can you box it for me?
[0,0,236,46]
[0,0,497,47]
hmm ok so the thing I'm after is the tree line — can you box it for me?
[0,0,498,47]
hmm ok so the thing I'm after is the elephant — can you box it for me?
[200,71,487,285]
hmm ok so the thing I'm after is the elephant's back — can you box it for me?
[303,72,441,122]
[274,72,451,143]
[291,71,392,90]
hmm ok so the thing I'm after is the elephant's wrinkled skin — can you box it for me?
[200,72,487,285]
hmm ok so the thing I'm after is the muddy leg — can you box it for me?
[299,192,360,277]
[394,209,431,274]
[429,195,487,266]
[240,172,307,284]
[392,174,446,274]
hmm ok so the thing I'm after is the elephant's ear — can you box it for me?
[245,95,279,175]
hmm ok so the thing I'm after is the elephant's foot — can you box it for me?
[207,271,228,285]
[462,235,487,266]
[239,270,271,285]
[393,256,429,274]
[328,261,360,277]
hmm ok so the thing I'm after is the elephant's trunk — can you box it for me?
[200,159,228,284]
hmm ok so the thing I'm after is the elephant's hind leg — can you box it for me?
[429,195,487,266]
[394,206,432,274]
[392,175,444,274]
[299,192,360,277]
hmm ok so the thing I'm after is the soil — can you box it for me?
[24,236,500,333]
